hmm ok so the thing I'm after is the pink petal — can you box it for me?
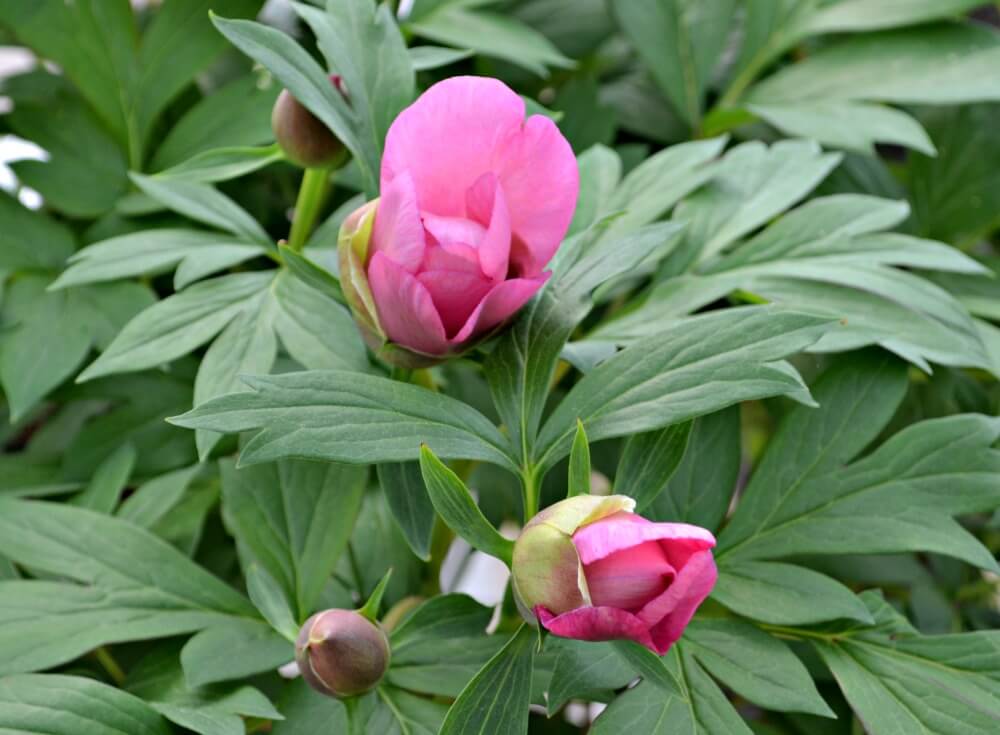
[421,240,481,274]
[494,115,578,276]
[640,550,718,655]
[381,76,525,218]
[368,252,447,355]
[465,173,511,282]
[371,172,425,273]
[584,541,675,611]
[417,269,493,337]
[449,273,548,346]
[423,214,486,250]
[536,605,655,652]
[572,512,716,566]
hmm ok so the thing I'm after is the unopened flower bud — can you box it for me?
[295,609,390,698]
[511,494,717,655]
[272,76,346,169]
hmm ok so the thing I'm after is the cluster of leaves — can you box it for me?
[1,1,999,734]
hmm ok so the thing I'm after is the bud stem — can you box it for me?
[288,167,333,252]
[520,466,540,522]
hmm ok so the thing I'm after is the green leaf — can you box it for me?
[439,625,535,735]
[0,276,154,420]
[0,191,74,271]
[409,45,474,71]
[377,462,436,561]
[684,619,833,717]
[748,23,1000,107]
[612,0,736,127]
[130,173,271,247]
[611,639,683,696]
[545,639,638,715]
[193,297,277,459]
[804,0,985,34]
[118,464,204,529]
[181,619,292,688]
[593,648,752,734]
[278,243,346,305]
[71,442,136,514]
[0,674,171,735]
[718,353,1000,570]
[155,144,283,183]
[270,270,368,372]
[220,458,366,620]
[567,145,622,237]
[615,420,692,512]
[151,74,279,171]
[535,307,831,472]
[646,407,738,530]
[749,101,935,155]
[51,229,266,291]
[293,0,414,163]
[246,563,299,642]
[567,420,592,497]
[210,13,377,196]
[814,593,1000,734]
[407,7,572,76]
[712,561,874,626]
[170,370,519,471]
[419,445,514,564]
[78,272,274,382]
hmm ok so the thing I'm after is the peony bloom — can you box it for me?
[339,76,578,366]
[511,495,717,655]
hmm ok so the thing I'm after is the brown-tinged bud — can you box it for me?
[272,76,346,169]
[295,609,391,698]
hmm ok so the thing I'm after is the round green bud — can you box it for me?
[295,609,391,699]
[272,82,345,169]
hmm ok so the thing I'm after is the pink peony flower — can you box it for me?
[511,495,717,655]
[338,76,578,366]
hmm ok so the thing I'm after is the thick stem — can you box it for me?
[287,167,332,252]
[93,647,126,685]
[344,696,362,735]
[520,466,539,522]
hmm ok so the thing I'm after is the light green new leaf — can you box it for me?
[439,625,535,735]
[535,307,831,472]
[409,45,474,71]
[171,370,519,471]
[78,271,274,382]
[220,458,366,619]
[0,674,171,735]
[419,446,513,564]
[154,144,282,184]
[567,420,592,497]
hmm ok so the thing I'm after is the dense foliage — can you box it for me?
[1,1,999,733]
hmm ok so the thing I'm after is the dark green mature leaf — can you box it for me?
[130,174,271,247]
[0,674,171,735]
[612,639,682,696]
[210,13,376,196]
[181,619,292,688]
[51,230,266,291]
[0,191,74,271]
[377,462,436,560]
[419,446,514,564]
[388,594,501,698]
[814,593,1000,734]
[535,307,831,472]
[157,144,282,184]
[246,564,299,642]
[118,464,203,529]
[220,458,366,619]
[646,407,738,530]
[718,353,1000,569]
[712,561,873,626]
[407,6,572,76]
[612,0,736,127]
[545,639,638,715]
[78,272,274,382]
[409,45,474,71]
[0,499,255,616]
[486,221,686,466]
[616,421,692,512]
[0,275,154,420]
[684,619,833,717]
[171,370,519,471]
[439,625,535,735]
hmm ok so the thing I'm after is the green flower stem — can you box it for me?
[287,167,332,252]
[520,466,540,522]
[93,646,126,685]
